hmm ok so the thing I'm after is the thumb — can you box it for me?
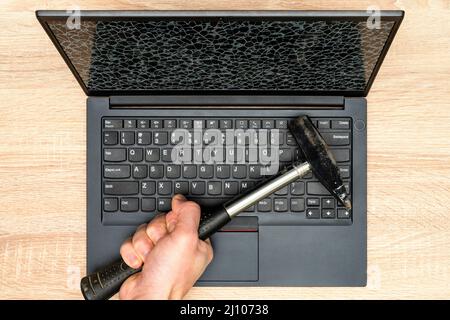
[168,194,201,234]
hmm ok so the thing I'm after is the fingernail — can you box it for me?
[174,194,186,201]
[127,255,140,268]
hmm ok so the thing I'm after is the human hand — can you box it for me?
[118,194,214,300]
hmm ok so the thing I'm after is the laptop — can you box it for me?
[37,10,403,286]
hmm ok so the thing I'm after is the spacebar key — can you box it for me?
[104,181,139,195]
[307,182,331,195]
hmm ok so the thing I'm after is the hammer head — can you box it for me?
[288,116,352,210]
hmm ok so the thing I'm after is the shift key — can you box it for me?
[321,132,350,146]
[104,181,139,195]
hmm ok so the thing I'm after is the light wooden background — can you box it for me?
[0,0,449,300]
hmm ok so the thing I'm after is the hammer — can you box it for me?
[80,115,351,300]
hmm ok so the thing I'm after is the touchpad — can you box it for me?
[198,219,259,282]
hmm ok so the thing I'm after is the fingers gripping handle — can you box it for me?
[80,206,230,300]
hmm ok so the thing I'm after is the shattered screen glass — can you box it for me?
[46,17,395,93]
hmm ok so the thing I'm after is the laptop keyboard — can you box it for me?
[102,117,352,226]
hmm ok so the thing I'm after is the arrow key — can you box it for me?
[321,209,336,219]
[338,209,351,219]
[322,198,335,209]
[306,208,320,219]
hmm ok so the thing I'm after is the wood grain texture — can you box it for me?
[0,0,449,299]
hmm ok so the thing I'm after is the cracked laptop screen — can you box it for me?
[45,17,395,94]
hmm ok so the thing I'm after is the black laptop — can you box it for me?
[37,10,403,286]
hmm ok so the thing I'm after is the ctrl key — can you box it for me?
[103,198,118,212]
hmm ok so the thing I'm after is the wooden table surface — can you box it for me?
[0,0,449,300]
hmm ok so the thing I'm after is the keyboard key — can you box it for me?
[137,132,151,145]
[145,148,160,162]
[274,186,288,195]
[137,120,149,129]
[103,198,118,212]
[158,198,171,211]
[153,132,168,145]
[332,119,350,129]
[174,181,189,195]
[220,120,232,129]
[183,165,197,178]
[270,131,283,145]
[224,181,239,195]
[249,120,261,129]
[104,119,122,129]
[290,198,305,212]
[322,198,335,209]
[332,149,350,162]
[216,165,230,179]
[120,132,134,145]
[307,182,331,195]
[321,132,350,146]
[290,182,305,195]
[207,181,222,195]
[166,165,181,179]
[128,148,143,162]
[164,119,177,128]
[141,181,156,195]
[191,181,206,195]
[124,120,136,129]
[104,181,138,195]
[161,148,172,162]
[120,198,139,212]
[262,120,274,129]
[149,165,164,179]
[339,166,350,178]
[157,181,172,195]
[279,148,294,162]
[286,133,296,146]
[104,148,126,162]
[132,165,147,179]
[103,165,130,179]
[274,198,288,212]
[151,120,162,129]
[306,208,320,219]
[307,198,320,206]
[249,165,261,178]
[103,132,118,145]
[275,120,287,129]
[338,209,351,219]
[141,198,156,212]
[206,120,219,129]
[322,209,336,219]
[244,205,255,212]
[257,199,272,212]
[240,181,254,193]
[235,120,248,129]
[180,120,192,129]
[232,165,247,178]
[199,165,214,179]
[193,120,204,129]
[317,120,330,129]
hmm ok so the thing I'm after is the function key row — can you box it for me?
[104,131,350,147]
[104,118,350,130]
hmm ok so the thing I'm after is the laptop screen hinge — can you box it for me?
[109,95,345,109]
